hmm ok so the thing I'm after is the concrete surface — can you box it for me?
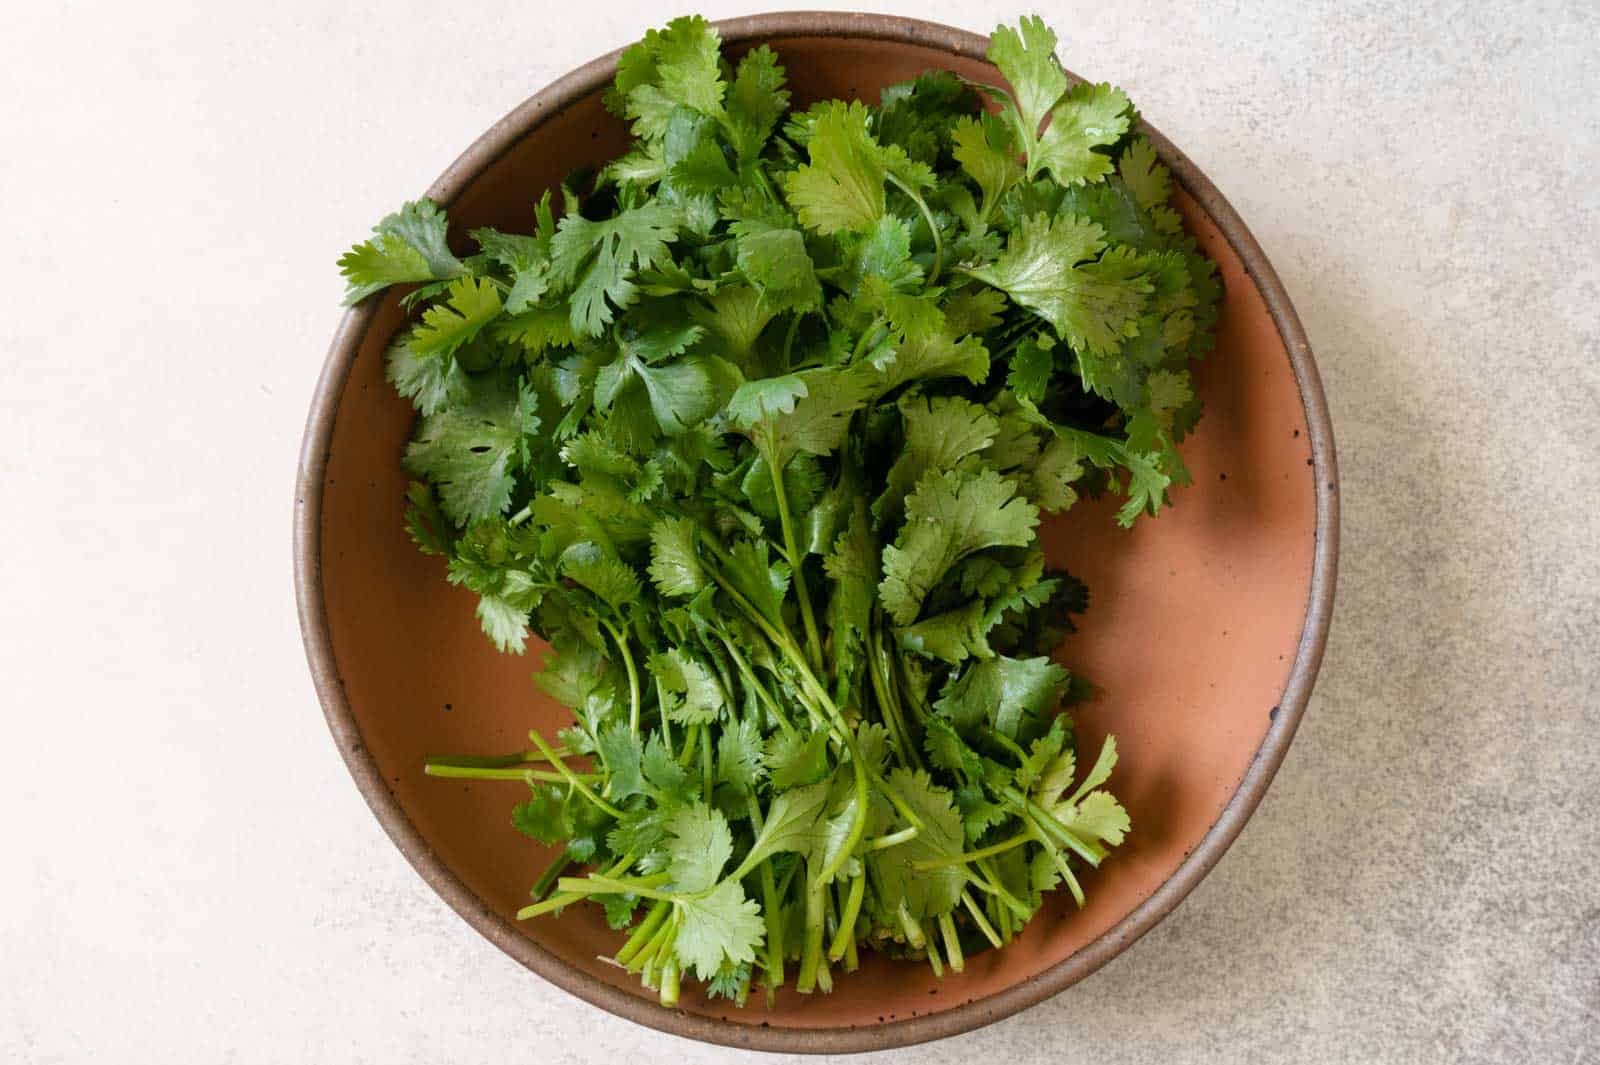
[1,1,1596,1062]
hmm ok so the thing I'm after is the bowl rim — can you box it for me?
[294,11,1339,1054]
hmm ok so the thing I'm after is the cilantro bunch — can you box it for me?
[338,16,1219,1007]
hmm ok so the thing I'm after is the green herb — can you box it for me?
[340,15,1219,1005]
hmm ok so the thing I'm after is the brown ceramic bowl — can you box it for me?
[295,12,1338,1053]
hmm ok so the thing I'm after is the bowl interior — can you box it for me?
[312,30,1317,1043]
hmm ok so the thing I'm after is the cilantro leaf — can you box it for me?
[715,717,765,793]
[649,647,727,725]
[648,515,706,597]
[402,371,538,525]
[597,723,646,802]
[551,204,679,336]
[613,16,727,140]
[643,733,698,805]
[934,654,1070,738]
[783,101,889,234]
[386,328,467,416]
[869,768,964,919]
[726,46,790,160]
[512,783,570,845]
[951,113,1022,219]
[729,367,872,469]
[665,802,733,893]
[878,395,998,518]
[410,276,503,359]
[733,224,822,312]
[720,538,791,629]
[338,199,465,304]
[558,541,640,612]
[673,880,764,979]
[985,17,1069,161]
[897,600,991,665]
[965,213,1152,358]
[1117,137,1171,212]
[765,729,830,790]
[735,781,829,875]
[1033,83,1133,187]
[879,466,1040,624]
[823,508,876,687]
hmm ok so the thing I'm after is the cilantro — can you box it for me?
[665,802,733,893]
[338,199,464,305]
[935,655,1071,739]
[550,204,679,336]
[347,15,1221,1003]
[964,213,1152,358]
[879,466,1040,625]
[783,101,890,234]
[402,371,538,525]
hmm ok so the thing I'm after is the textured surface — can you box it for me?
[1,1,1595,1063]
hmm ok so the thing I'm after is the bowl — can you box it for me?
[294,12,1338,1053]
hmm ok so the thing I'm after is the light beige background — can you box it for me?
[1,2,1595,1063]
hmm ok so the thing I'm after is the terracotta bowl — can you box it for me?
[294,12,1338,1053]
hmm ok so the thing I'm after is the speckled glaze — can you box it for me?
[294,12,1338,1053]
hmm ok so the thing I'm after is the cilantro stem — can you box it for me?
[557,872,674,902]
[781,311,803,370]
[527,728,622,819]
[746,795,786,999]
[886,171,943,285]
[825,873,865,962]
[922,919,944,978]
[716,632,797,736]
[518,853,640,919]
[851,316,886,363]
[987,729,1029,765]
[797,869,828,993]
[658,955,681,1008]
[678,724,700,767]
[699,723,714,798]
[963,858,1034,918]
[896,901,925,949]
[615,900,670,966]
[938,912,964,972]
[866,767,926,832]
[803,754,871,989]
[913,831,1028,870]
[867,622,921,769]
[776,851,802,901]
[423,747,567,770]
[1003,787,1102,866]
[866,826,919,850]
[656,676,674,758]
[751,164,777,204]
[700,553,846,743]
[766,451,825,674]
[530,854,571,902]
[421,764,595,784]
[625,908,678,974]
[961,890,1004,950]
[1013,807,1086,907]
[600,619,642,738]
